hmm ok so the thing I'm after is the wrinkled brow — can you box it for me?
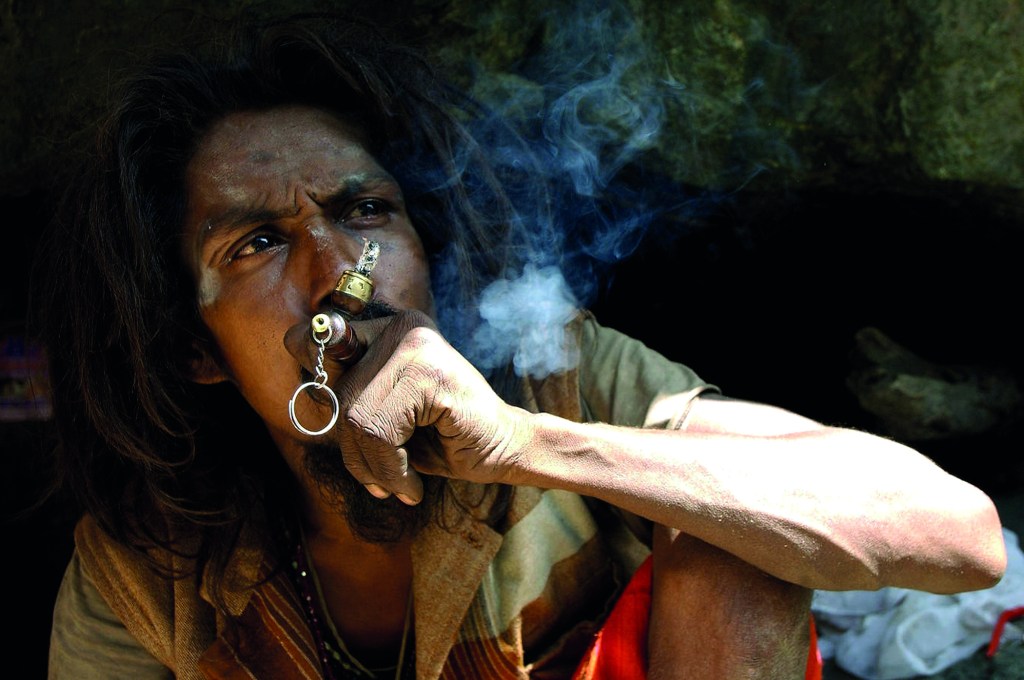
[196,172,399,248]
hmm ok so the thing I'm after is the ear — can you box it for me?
[182,341,231,385]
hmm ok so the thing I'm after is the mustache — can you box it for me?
[355,298,399,320]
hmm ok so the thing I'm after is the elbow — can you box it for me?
[931,494,1009,594]
[971,552,1008,592]
[938,543,1006,595]
[884,455,1012,593]
[962,507,1009,592]
[828,489,1009,594]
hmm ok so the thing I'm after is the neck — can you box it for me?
[302,510,415,666]
[272,425,417,670]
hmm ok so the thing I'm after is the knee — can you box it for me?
[647,527,812,680]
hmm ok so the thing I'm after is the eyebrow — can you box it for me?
[196,172,399,251]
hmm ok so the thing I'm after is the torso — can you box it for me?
[305,530,414,668]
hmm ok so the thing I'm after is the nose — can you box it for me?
[292,219,365,312]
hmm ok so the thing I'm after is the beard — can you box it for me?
[303,441,443,543]
[300,298,443,543]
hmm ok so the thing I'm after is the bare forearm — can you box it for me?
[506,411,1006,592]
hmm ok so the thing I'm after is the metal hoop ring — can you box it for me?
[288,380,340,436]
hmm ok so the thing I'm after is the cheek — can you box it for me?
[379,236,434,314]
[198,265,286,327]
[197,268,221,308]
[198,282,290,374]
[197,294,302,422]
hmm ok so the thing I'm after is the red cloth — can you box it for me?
[572,556,823,680]
[571,556,652,680]
[807,614,822,680]
[986,605,1024,658]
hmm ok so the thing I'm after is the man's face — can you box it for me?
[182,105,435,448]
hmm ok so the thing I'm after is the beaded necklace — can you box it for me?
[287,523,414,679]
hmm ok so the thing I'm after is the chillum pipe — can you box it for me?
[312,311,366,365]
[312,240,378,366]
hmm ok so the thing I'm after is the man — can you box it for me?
[38,14,1006,680]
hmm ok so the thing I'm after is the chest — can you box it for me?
[302,536,414,669]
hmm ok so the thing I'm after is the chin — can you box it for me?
[304,442,439,544]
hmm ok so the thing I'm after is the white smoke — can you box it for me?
[434,2,806,381]
[466,264,580,379]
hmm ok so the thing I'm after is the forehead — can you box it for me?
[188,105,374,184]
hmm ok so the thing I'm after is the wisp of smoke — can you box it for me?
[427,1,699,380]
[466,264,580,379]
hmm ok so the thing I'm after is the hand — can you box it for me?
[287,310,532,503]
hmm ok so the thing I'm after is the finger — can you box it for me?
[392,448,425,506]
[333,311,442,502]
[365,484,391,500]
[406,429,454,478]
[337,440,394,499]
[343,412,426,503]
[346,310,438,361]
[328,312,432,403]
[345,369,443,501]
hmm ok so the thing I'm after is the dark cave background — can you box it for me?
[3,1,1022,678]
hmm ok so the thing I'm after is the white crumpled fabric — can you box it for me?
[811,528,1024,679]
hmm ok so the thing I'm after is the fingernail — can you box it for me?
[396,493,420,506]
[365,483,391,499]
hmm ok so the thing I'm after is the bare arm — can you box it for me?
[502,395,1006,593]
[312,311,1007,594]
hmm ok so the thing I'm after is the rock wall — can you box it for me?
[4,0,1021,213]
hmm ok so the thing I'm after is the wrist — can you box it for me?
[499,411,593,490]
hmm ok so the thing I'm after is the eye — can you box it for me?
[231,231,284,260]
[341,199,391,225]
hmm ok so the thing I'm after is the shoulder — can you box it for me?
[575,310,717,426]
[50,547,174,678]
[71,514,215,670]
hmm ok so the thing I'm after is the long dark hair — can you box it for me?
[32,12,525,611]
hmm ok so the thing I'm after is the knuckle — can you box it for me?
[396,308,434,332]
[345,403,373,430]
[401,325,436,352]
[355,418,390,444]
[347,407,407,448]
